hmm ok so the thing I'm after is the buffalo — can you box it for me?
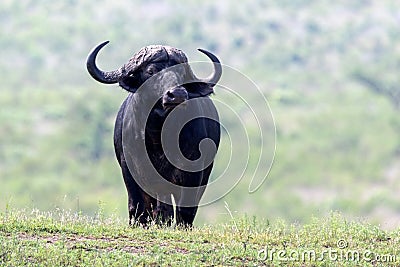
[86,41,221,226]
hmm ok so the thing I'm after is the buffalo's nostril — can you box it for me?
[166,90,174,99]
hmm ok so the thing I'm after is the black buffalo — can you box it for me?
[86,41,221,226]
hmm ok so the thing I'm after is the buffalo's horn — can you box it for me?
[197,48,222,86]
[87,41,124,84]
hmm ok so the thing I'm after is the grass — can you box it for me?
[0,209,399,266]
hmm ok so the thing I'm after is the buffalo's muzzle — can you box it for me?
[162,87,188,108]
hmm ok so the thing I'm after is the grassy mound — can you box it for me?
[0,209,399,266]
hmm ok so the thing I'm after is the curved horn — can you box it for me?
[86,41,124,84]
[197,48,222,86]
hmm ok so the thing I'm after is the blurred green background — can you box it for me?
[1,0,399,228]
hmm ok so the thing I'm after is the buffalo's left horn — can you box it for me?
[87,41,124,84]
[197,48,222,86]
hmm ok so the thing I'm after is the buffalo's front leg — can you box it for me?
[153,194,175,225]
[176,166,212,226]
[176,185,206,226]
[177,193,201,226]
[120,156,148,225]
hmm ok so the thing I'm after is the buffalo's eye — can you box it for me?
[146,66,157,76]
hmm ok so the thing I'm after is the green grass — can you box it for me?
[0,209,399,266]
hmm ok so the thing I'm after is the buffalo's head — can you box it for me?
[87,41,221,110]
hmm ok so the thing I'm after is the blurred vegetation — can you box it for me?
[0,0,399,227]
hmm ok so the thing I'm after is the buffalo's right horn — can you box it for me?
[197,48,222,86]
[86,41,124,84]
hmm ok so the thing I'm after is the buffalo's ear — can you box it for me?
[198,83,215,96]
[186,82,214,97]
[119,76,139,93]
